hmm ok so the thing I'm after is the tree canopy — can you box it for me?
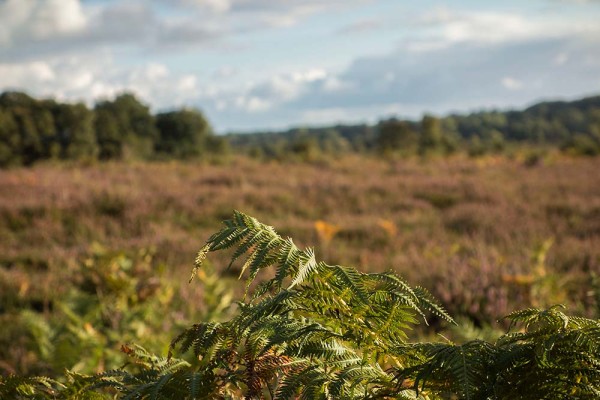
[0,91,225,166]
[1,91,599,167]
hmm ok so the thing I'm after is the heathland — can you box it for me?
[2,91,600,397]
[2,153,599,377]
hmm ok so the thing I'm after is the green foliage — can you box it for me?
[0,375,63,399]
[377,119,418,156]
[94,93,158,160]
[404,305,600,399]
[229,125,372,160]
[155,109,213,159]
[3,90,600,167]
[94,108,123,160]
[52,102,98,161]
[0,91,56,165]
[0,108,21,166]
[228,95,600,160]
[0,91,221,166]
[5,212,600,399]
[467,135,486,158]
[163,211,452,398]
[287,132,321,161]
[0,246,201,378]
[562,133,600,156]
[419,115,443,156]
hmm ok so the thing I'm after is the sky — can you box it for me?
[1,0,599,133]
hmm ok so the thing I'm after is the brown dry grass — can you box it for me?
[1,154,599,323]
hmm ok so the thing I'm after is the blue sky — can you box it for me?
[1,0,599,132]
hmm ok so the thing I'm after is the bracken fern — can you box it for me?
[173,210,454,399]
[5,211,600,399]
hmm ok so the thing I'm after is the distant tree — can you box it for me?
[263,138,288,160]
[319,129,351,155]
[439,117,461,154]
[440,131,461,155]
[155,108,212,159]
[0,91,56,165]
[0,109,20,166]
[467,135,486,157]
[94,93,158,160]
[377,119,418,156]
[488,129,506,153]
[288,131,320,162]
[94,109,122,160]
[337,124,376,151]
[51,102,98,161]
[115,93,158,159]
[419,114,443,155]
[32,105,57,159]
[205,135,230,158]
[562,133,600,156]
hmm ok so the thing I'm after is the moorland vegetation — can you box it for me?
[2,212,600,398]
[1,91,600,398]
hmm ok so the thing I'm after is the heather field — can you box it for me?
[1,154,600,375]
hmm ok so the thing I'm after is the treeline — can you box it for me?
[228,95,600,160]
[0,91,227,167]
[2,91,600,167]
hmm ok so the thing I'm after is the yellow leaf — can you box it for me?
[314,220,340,244]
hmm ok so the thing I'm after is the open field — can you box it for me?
[2,154,600,316]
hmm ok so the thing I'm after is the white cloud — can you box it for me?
[440,13,534,43]
[145,63,169,80]
[70,71,93,90]
[178,75,198,92]
[0,61,56,86]
[244,68,328,105]
[0,0,86,46]
[0,55,114,102]
[405,7,600,52]
[177,67,334,115]
[208,30,600,131]
[336,18,384,35]
[0,0,368,65]
[501,77,523,91]
[1,1,600,132]
[213,66,238,79]
[234,95,271,112]
[183,0,232,13]
[291,68,327,83]
[31,0,87,37]
[89,82,120,101]
[0,55,204,110]
[323,77,352,93]
[252,3,324,28]
[0,1,223,61]
[157,0,366,30]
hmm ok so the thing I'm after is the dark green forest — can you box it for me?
[0,91,227,167]
[1,91,600,168]
[228,95,600,159]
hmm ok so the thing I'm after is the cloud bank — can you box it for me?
[1,1,599,131]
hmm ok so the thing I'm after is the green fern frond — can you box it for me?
[0,375,64,399]
[413,286,456,325]
[179,211,456,398]
[17,211,600,399]
[275,238,301,287]
[288,249,319,289]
